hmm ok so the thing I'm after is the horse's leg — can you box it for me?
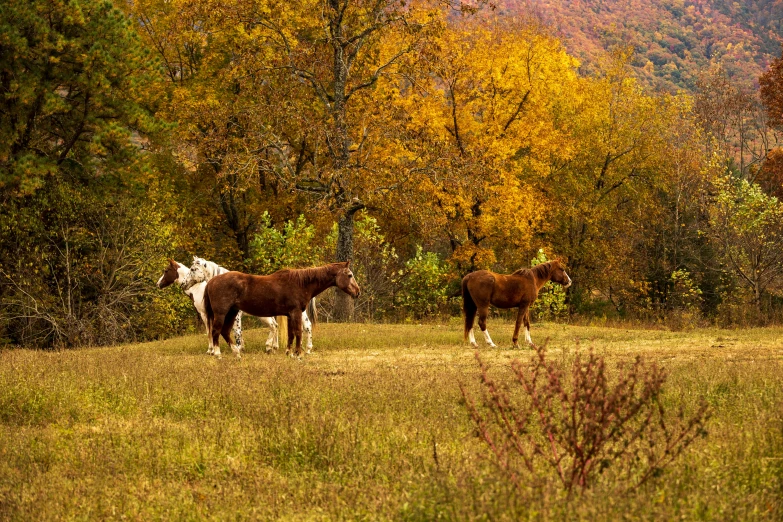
[523,307,533,346]
[512,306,526,349]
[211,315,224,358]
[462,282,478,348]
[199,310,215,355]
[232,311,244,356]
[286,311,303,358]
[222,308,241,359]
[477,306,497,348]
[465,304,478,349]
[189,284,213,355]
[302,311,313,354]
[285,314,294,357]
[292,311,304,357]
[468,328,478,348]
[259,316,278,352]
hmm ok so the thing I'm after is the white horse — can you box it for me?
[188,256,316,354]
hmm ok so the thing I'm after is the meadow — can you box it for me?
[1,321,782,520]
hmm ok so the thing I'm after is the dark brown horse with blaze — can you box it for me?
[462,260,572,349]
[204,262,360,358]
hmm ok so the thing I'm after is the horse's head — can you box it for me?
[157,259,188,289]
[189,256,211,284]
[549,259,572,289]
[334,261,361,298]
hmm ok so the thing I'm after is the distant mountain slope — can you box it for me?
[501,0,783,91]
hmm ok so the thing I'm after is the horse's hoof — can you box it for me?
[489,343,497,349]
[512,343,519,350]
[471,342,479,349]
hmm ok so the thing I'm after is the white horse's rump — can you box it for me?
[189,257,315,355]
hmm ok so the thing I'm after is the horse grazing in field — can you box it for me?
[204,261,360,358]
[157,258,246,351]
[188,256,317,355]
[462,260,572,349]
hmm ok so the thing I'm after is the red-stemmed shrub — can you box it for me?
[461,343,710,493]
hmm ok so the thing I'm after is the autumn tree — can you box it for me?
[758,47,783,198]
[630,102,723,318]
[709,177,783,319]
[694,65,777,181]
[126,0,307,266]
[756,148,783,199]
[388,14,577,272]
[760,47,783,131]
[532,51,691,311]
[249,0,455,319]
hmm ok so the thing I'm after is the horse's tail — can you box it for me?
[204,284,214,337]
[307,298,317,329]
[462,277,477,341]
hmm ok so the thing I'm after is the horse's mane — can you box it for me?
[193,257,228,280]
[205,259,227,278]
[277,263,344,286]
[512,262,553,279]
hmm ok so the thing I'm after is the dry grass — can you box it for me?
[1,322,782,520]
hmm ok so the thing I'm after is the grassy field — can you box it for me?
[1,321,782,520]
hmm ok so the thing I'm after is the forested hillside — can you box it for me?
[502,0,783,91]
[1,0,782,348]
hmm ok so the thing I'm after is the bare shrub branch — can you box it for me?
[461,342,710,493]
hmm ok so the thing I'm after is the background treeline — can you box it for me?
[506,0,783,92]
[1,0,783,348]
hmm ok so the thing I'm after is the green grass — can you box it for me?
[1,322,782,520]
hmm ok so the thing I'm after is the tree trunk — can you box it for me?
[328,5,355,322]
[217,174,253,267]
[333,211,355,321]
[754,279,762,321]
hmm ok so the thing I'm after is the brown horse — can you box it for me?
[204,261,360,358]
[462,260,571,349]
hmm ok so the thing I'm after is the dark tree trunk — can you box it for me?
[334,211,355,321]
[218,181,252,267]
[328,1,357,322]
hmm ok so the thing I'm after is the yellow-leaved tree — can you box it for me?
[386,14,579,272]
[532,50,713,314]
[127,0,315,265]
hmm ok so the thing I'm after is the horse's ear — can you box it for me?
[345,260,351,268]
[193,255,198,263]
